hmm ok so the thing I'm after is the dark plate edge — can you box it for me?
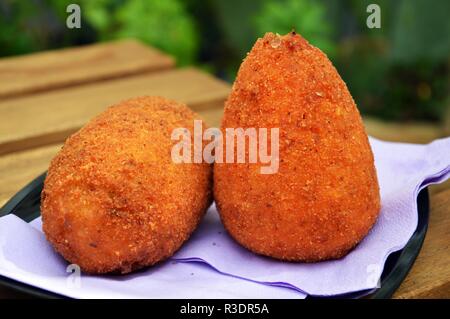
[0,173,430,299]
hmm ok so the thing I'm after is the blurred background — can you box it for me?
[0,0,449,127]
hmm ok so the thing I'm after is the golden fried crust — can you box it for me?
[214,32,381,262]
[41,96,212,274]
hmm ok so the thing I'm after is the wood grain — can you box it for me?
[0,143,61,208]
[0,143,448,299]
[394,188,450,299]
[0,104,225,207]
[0,76,228,207]
[0,68,230,156]
[363,117,444,144]
[0,39,174,100]
[0,40,448,299]
[199,107,225,128]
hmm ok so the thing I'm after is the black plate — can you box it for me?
[0,172,429,299]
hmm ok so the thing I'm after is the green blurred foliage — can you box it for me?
[81,0,198,65]
[391,0,450,63]
[0,1,36,56]
[208,0,335,79]
[254,0,335,57]
[210,0,261,60]
[0,0,95,55]
[0,0,448,122]
[336,0,450,121]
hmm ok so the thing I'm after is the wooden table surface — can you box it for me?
[0,39,448,299]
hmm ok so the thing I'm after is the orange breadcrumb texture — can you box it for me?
[214,32,381,261]
[41,96,212,274]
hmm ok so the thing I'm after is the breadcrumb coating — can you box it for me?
[41,96,212,274]
[214,32,381,261]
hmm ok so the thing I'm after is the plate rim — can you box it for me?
[0,172,429,299]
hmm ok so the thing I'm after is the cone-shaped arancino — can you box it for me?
[214,32,381,261]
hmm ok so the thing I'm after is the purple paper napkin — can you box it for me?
[0,215,304,298]
[0,137,449,298]
[172,137,450,296]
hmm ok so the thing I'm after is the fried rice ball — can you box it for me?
[214,32,381,262]
[41,96,212,274]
